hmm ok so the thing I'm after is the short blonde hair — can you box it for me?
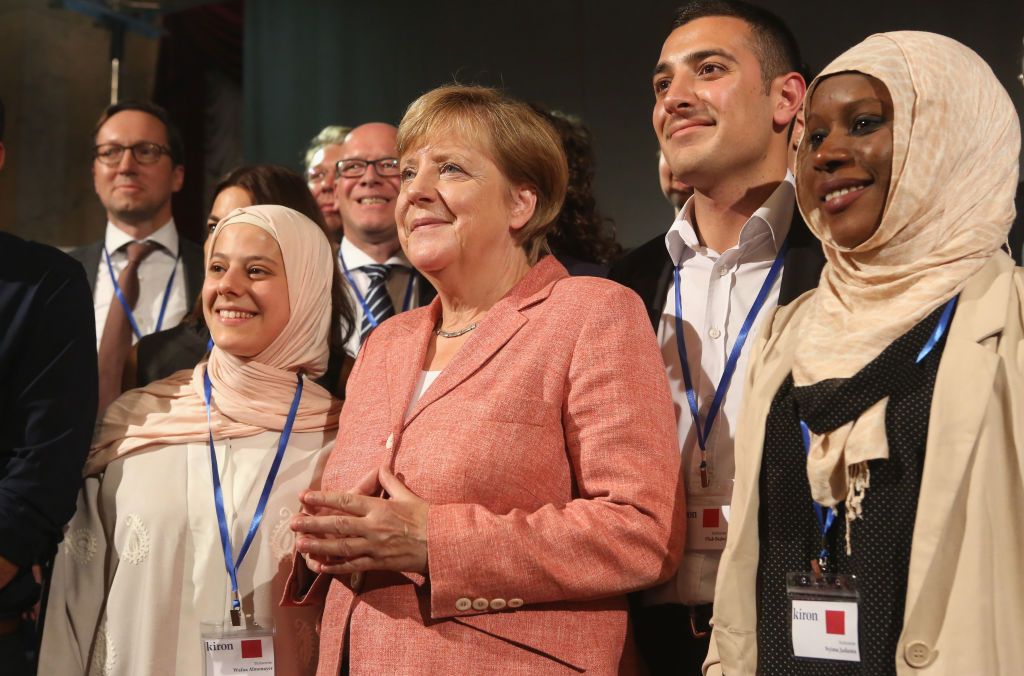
[396,85,568,263]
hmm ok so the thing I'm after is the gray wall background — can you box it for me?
[244,0,1024,248]
[1,0,1021,247]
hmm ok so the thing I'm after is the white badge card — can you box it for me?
[786,572,860,663]
[685,498,729,551]
[202,620,276,675]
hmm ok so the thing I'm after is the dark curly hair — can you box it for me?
[530,104,623,265]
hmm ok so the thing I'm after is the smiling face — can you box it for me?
[395,130,535,276]
[797,73,894,249]
[307,143,345,236]
[203,223,290,358]
[334,123,401,249]
[93,110,184,231]
[652,16,793,191]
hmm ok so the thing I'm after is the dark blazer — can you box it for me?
[0,232,97,615]
[609,209,825,332]
[69,235,205,307]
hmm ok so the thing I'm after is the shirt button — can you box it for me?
[472,598,489,611]
[718,266,728,277]
[455,597,472,611]
[708,327,722,339]
[489,598,507,610]
[507,598,524,608]
[904,641,934,668]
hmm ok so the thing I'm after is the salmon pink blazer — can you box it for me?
[285,257,684,675]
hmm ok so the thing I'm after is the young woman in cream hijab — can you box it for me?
[40,205,342,676]
[705,32,1023,675]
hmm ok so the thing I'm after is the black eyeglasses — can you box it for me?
[94,142,173,166]
[335,157,400,178]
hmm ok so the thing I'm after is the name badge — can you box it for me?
[787,572,860,663]
[685,498,729,551]
[202,620,276,675]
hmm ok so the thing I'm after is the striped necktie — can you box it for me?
[358,263,397,344]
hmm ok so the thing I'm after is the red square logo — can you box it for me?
[702,508,721,528]
[825,610,845,635]
[240,639,263,659]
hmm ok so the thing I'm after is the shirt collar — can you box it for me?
[665,171,795,267]
[339,236,412,270]
[104,219,179,257]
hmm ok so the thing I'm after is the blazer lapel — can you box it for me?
[403,257,565,427]
[384,306,439,434]
[779,210,825,306]
[903,255,1012,620]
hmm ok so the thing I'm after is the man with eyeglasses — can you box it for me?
[334,122,433,354]
[304,125,351,241]
[70,100,204,413]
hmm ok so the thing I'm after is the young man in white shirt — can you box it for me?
[610,1,823,672]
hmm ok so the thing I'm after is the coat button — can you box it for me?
[904,641,935,668]
[472,598,489,611]
[489,598,507,610]
[455,597,472,611]
[350,571,364,592]
[385,433,394,450]
[508,598,524,608]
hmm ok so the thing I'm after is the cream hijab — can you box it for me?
[793,32,1020,512]
[85,205,342,475]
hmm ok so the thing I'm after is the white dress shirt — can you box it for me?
[93,220,190,349]
[645,173,795,606]
[338,237,420,356]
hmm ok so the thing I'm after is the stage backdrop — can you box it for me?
[243,0,1024,248]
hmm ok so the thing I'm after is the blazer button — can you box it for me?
[385,433,394,450]
[489,598,507,610]
[350,571,364,592]
[455,597,472,611]
[508,598,524,608]
[472,598,489,611]
[904,641,935,668]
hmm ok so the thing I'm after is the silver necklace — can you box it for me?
[434,322,478,338]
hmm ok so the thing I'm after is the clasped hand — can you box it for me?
[290,465,429,575]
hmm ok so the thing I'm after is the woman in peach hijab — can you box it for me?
[40,205,342,676]
[706,32,1023,675]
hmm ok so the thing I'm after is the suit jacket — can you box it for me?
[705,252,1024,675]
[69,235,205,306]
[608,209,825,331]
[0,232,97,615]
[284,256,685,675]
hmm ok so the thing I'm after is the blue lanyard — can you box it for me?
[797,293,957,569]
[102,245,179,339]
[203,369,303,625]
[339,251,415,328]
[673,239,788,487]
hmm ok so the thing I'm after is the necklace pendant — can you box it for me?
[435,322,478,339]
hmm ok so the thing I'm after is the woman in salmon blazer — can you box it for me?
[286,85,685,675]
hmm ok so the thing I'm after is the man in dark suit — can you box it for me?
[0,97,98,675]
[69,101,203,411]
[609,2,824,673]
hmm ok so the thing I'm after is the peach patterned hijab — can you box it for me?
[793,32,1020,516]
[85,205,341,475]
